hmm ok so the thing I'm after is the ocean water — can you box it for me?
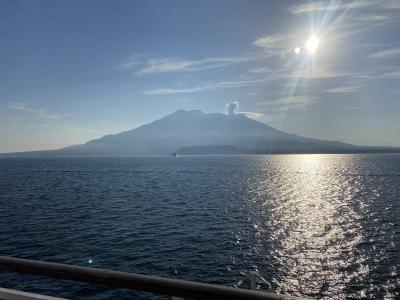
[0,154,399,299]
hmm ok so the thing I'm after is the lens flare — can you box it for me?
[306,36,319,54]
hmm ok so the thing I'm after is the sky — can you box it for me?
[1,0,400,152]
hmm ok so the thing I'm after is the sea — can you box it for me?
[0,154,399,299]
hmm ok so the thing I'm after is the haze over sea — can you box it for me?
[0,154,399,299]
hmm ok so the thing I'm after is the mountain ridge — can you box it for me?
[2,110,400,156]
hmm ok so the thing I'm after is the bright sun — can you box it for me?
[306,35,319,54]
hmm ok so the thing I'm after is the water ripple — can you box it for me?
[0,154,399,299]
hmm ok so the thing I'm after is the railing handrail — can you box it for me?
[0,256,307,300]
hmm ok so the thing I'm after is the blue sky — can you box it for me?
[1,0,400,152]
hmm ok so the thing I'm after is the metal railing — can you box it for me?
[0,287,67,300]
[0,256,307,300]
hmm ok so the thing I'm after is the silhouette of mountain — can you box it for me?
[176,145,240,155]
[2,110,400,156]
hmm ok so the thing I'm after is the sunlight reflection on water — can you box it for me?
[238,154,399,299]
[0,154,399,299]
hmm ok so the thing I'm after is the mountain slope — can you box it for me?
[2,110,399,156]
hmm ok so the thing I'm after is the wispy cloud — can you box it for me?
[380,70,400,78]
[144,86,214,95]
[7,102,29,111]
[376,0,400,10]
[250,61,353,79]
[121,55,263,76]
[354,14,392,24]
[138,57,241,76]
[325,85,360,93]
[248,66,274,74]
[145,64,352,95]
[288,0,396,15]
[289,1,350,14]
[353,68,400,80]
[118,54,144,70]
[247,91,260,96]
[256,95,319,111]
[369,47,400,58]
[264,64,352,80]
[239,111,265,120]
[6,102,61,120]
[253,34,293,56]
[144,77,271,95]
[288,67,353,79]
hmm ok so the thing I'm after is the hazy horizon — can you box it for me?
[2,108,399,154]
[1,0,400,152]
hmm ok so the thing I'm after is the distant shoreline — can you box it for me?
[2,151,400,159]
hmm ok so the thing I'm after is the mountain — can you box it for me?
[2,109,400,156]
[176,145,240,155]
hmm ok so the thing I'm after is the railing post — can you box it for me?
[250,272,257,290]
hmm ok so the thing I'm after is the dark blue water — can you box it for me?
[0,154,399,299]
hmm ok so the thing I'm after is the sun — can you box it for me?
[306,35,319,54]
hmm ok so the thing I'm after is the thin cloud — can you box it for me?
[7,102,29,111]
[6,102,61,120]
[355,69,400,80]
[325,85,360,93]
[287,0,399,51]
[239,111,265,120]
[288,0,392,14]
[351,13,399,29]
[248,66,274,74]
[253,34,291,54]
[144,77,271,95]
[247,91,259,96]
[287,68,353,79]
[118,55,143,70]
[276,65,353,80]
[250,63,353,80]
[381,70,400,78]
[369,47,400,58]
[377,0,400,10]
[253,34,286,48]
[354,14,392,23]
[127,55,262,76]
[145,64,353,95]
[362,70,400,79]
[144,86,215,95]
[289,1,351,14]
[138,57,231,75]
[256,95,319,111]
